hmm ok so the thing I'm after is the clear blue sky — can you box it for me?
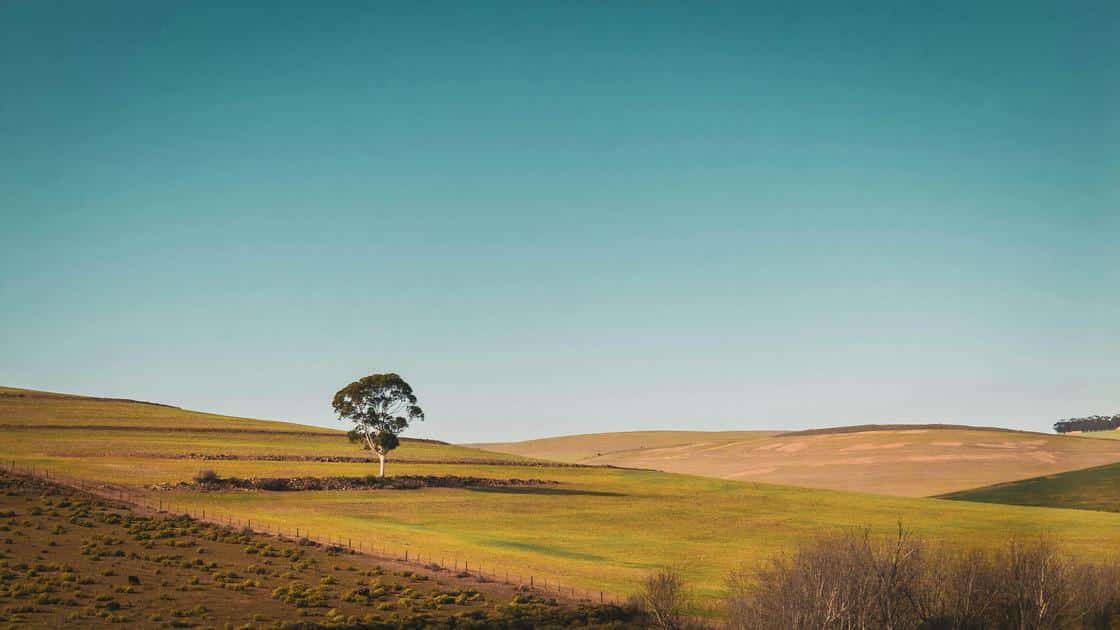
[2,1,1117,442]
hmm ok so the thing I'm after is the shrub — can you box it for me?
[637,568,695,630]
[193,470,220,484]
[724,526,1120,630]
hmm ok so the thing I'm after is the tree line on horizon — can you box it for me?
[1053,414,1120,434]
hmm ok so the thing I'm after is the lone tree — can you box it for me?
[332,373,424,477]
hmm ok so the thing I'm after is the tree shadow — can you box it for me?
[464,486,626,497]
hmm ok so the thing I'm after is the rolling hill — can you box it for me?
[8,385,1120,604]
[1077,429,1120,440]
[0,385,531,464]
[942,461,1120,513]
[477,425,1120,497]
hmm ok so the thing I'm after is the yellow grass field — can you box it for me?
[1076,429,1120,440]
[479,426,1120,496]
[7,386,1120,604]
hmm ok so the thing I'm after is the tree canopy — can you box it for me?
[1054,414,1120,434]
[332,373,424,477]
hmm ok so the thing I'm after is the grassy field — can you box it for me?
[942,461,1120,513]
[7,386,1120,606]
[480,426,1120,497]
[0,386,336,433]
[0,386,532,464]
[1077,429,1120,440]
[0,473,633,628]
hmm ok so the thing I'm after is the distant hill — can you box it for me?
[478,426,1120,497]
[473,430,777,463]
[0,385,525,463]
[941,462,1120,513]
[1076,429,1120,441]
[0,385,336,433]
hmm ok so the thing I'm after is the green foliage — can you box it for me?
[332,373,424,464]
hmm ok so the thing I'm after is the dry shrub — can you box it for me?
[637,568,700,629]
[726,524,925,630]
[726,526,1120,630]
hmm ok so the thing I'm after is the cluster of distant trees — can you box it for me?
[1053,414,1120,434]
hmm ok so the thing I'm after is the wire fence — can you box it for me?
[2,461,627,607]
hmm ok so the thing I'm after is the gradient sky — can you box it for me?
[1,1,1117,442]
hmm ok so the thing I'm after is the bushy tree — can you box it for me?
[332,373,424,477]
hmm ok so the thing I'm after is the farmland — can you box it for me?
[1078,430,1120,441]
[6,386,1120,608]
[479,426,1120,496]
[942,461,1120,514]
[0,472,635,628]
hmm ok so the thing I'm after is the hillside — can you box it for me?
[942,461,1120,513]
[473,430,777,463]
[479,425,1120,497]
[8,385,1120,603]
[1077,429,1120,441]
[0,386,532,464]
[0,472,635,627]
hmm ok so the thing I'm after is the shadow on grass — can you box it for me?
[465,486,626,497]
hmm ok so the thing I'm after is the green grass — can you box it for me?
[941,462,1120,513]
[0,386,531,464]
[0,385,335,432]
[0,427,527,462]
[15,453,1120,601]
[0,473,623,627]
[7,385,1120,604]
[1078,430,1120,440]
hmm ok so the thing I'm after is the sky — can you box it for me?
[1,1,1117,442]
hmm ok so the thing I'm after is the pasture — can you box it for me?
[0,472,633,627]
[6,387,1120,606]
[942,461,1120,513]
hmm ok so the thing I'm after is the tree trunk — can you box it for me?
[377,452,385,477]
